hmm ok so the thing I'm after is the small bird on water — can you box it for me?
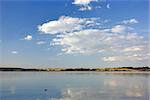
[44,89,47,92]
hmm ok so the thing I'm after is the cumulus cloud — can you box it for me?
[123,45,144,52]
[73,0,97,5]
[111,25,126,33]
[72,0,98,11]
[51,29,129,54]
[11,51,18,54]
[50,28,147,56]
[106,4,111,9]
[103,56,119,62]
[50,30,145,54]
[38,16,148,62]
[122,18,139,24]
[38,16,100,34]
[102,53,149,62]
[24,35,32,40]
[36,41,46,45]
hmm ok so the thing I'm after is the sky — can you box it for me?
[0,0,149,68]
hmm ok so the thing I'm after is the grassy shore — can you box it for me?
[0,67,149,72]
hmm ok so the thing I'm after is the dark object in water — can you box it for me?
[44,89,47,92]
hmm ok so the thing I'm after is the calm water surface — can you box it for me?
[0,72,149,100]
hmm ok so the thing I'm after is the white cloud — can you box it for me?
[103,56,119,62]
[111,25,126,33]
[36,41,46,45]
[106,4,111,9]
[11,51,18,54]
[50,28,146,55]
[79,6,92,11]
[50,29,116,54]
[24,35,32,40]
[102,53,149,62]
[38,16,99,34]
[126,32,144,40]
[39,16,148,62]
[123,46,144,52]
[122,18,139,24]
[73,0,97,5]
[38,16,84,34]
[51,29,107,54]
[72,0,98,11]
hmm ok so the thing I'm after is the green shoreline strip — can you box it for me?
[0,67,149,72]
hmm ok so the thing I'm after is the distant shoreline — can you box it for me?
[0,67,149,72]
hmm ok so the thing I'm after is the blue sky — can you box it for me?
[0,0,149,68]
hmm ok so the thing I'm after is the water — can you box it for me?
[0,72,149,100]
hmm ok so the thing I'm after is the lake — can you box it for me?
[0,72,149,100]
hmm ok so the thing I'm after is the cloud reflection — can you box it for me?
[36,98,40,100]
[10,86,16,95]
[50,79,147,100]
[50,87,117,100]
[125,85,144,97]
[104,79,118,88]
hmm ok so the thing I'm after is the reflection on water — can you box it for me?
[104,79,118,88]
[0,72,149,100]
[9,86,16,95]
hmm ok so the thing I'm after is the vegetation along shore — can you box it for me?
[0,67,149,72]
